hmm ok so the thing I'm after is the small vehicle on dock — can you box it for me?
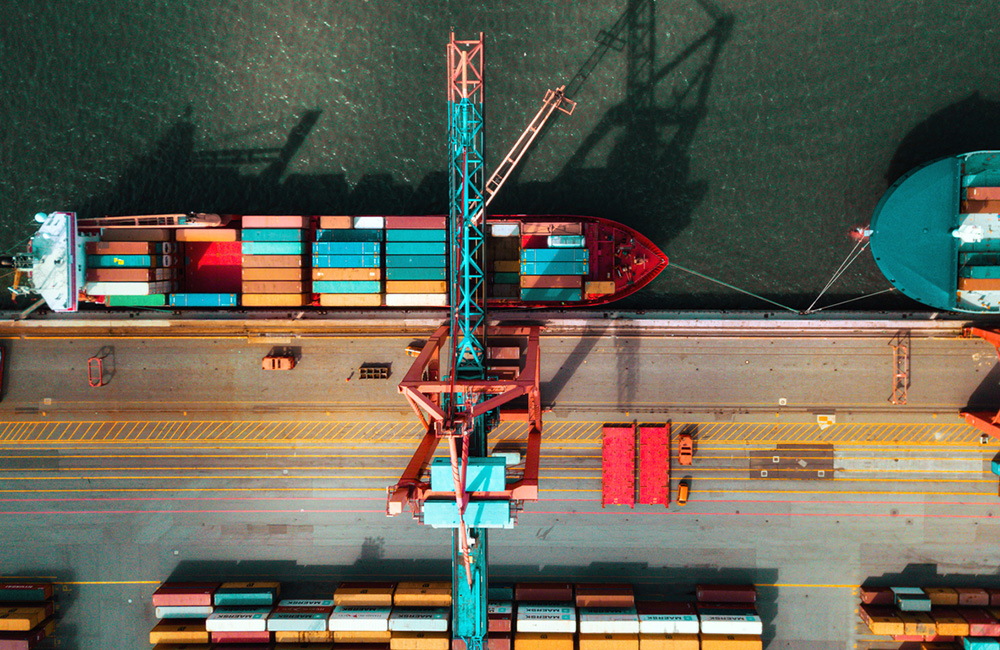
[677,480,690,506]
[262,354,295,371]
[679,432,693,465]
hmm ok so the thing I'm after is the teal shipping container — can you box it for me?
[312,241,381,255]
[430,457,506,491]
[241,228,304,242]
[547,235,586,248]
[170,293,239,307]
[520,248,589,263]
[311,280,381,294]
[242,241,305,256]
[493,272,520,284]
[386,267,448,281]
[964,639,1000,650]
[107,294,168,307]
[520,287,583,301]
[423,499,513,529]
[213,590,276,606]
[520,261,589,276]
[315,229,382,242]
[386,229,447,242]
[87,254,163,268]
[386,242,446,256]
[960,266,1000,279]
[311,255,380,268]
[386,255,446,268]
[993,457,1000,476]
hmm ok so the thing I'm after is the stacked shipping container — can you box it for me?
[240,216,310,307]
[85,229,178,307]
[313,216,383,308]
[0,581,57,650]
[859,584,1000,645]
[520,223,587,302]
[385,216,449,307]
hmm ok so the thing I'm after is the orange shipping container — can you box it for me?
[390,632,450,650]
[494,260,521,273]
[313,268,381,281]
[319,215,354,229]
[699,635,762,650]
[176,228,239,242]
[859,604,904,635]
[99,228,173,242]
[149,621,209,644]
[240,255,303,268]
[386,281,448,294]
[241,281,305,294]
[968,187,1000,201]
[585,281,616,295]
[334,583,396,606]
[515,633,574,650]
[0,608,45,631]
[638,634,699,650]
[961,199,1000,214]
[319,294,382,308]
[930,610,969,636]
[242,267,304,281]
[241,293,311,307]
[335,631,392,643]
[520,275,581,289]
[394,581,452,607]
[274,630,335,643]
[958,277,1000,291]
[923,588,958,605]
[579,634,638,650]
[897,611,935,637]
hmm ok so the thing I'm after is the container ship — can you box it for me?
[12,212,667,312]
[870,150,1000,313]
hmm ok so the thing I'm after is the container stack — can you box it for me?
[84,229,178,308]
[384,216,449,308]
[520,223,588,303]
[0,582,57,650]
[312,216,383,308]
[859,584,1000,646]
[240,215,311,307]
[489,223,522,299]
[172,224,241,307]
[694,584,762,650]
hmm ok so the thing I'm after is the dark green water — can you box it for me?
[2,0,999,311]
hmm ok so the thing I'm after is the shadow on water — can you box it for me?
[886,92,1000,185]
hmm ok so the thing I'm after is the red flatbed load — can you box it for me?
[602,424,635,508]
[638,423,669,506]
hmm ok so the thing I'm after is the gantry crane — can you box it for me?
[386,33,574,650]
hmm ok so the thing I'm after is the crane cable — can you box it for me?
[803,236,871,314]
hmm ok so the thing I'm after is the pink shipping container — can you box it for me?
[87,268,176,282]
[959,608,1000,636]
[210,630,272,643]
[955,587,990,606]
[385,215,447,230]
[696,585,756,604]
[968,187,1000,201]
[152,582,220,607]
[318,215,353,229]
[519,275,582,289]
[519,222,582,236]
[242,215,310,229]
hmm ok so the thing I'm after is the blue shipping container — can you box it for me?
[241,228,304,242]
[311,280,381,294]
[312,241,381,255]
[520,287,583,302]
[430,457,506,492]
[386,242,446,256]
[386,255,446,268]
[169,293,239,307]
[386,229,447,242]
[423,500,513,529]
[242,241,305,256]
[87,254,162,268]
[520,261,588,276]
[315,229,382,242]
[520,248,589,263]
[312,254,380,269]
[386,267,448,281]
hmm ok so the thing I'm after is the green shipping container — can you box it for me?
[311,280,381,294]
[520,287,583,301]
[386,242,446,256]
[107,294,168,307]
[386,267,448,281]
[315,229,382,242]
[241,228,304,242]
[241,241,305,256]
[386,229,447,242]
[386,255,446,268]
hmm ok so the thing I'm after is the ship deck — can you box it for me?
[0,313,997,648]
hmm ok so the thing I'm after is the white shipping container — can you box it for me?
[278,599,334,608]
[354,216,385,229]
[389,607,450,632]
[491,223,520,237]
[579,608,639,634]
[517,604,577,633]
[85,281,174,296]
[698,614,762,636]
[328,606,391,631]
[638,613,699,634]
[155,605,213,619]
[488,602,513,615]
[385,293,449,307]
[205,612,268,632]
[267,612,328,632]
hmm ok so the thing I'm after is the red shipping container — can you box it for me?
[152,582,220,607]
[988,588,1000,606]
[601,425,635,508]
[960,608,1000,636]
[636,602,696,615]
[955,587,990,606]
[241,215,310,229]
[962,199,1000,214]
[696,585,756,604]
[385,216,447,230]
[514,583,574,602]
[968,187,1000,201]
[696,602,757,613]
[638,424,669,507]
[518,275,582,289]
[489,633,512,650]
[575,584,635,608]
[859,586,894,605]
[210,630,272,643]
[0,629,46,650]
[274,605,334,615]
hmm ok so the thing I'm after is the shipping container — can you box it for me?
[387,229,448,242]
[0,584,52,602]
[312,254,380,269]
[214,582,279,606]
[328,606,392,631]
[241,281,306,294]
[209,630,273,643]
[962,200,1000,214]
[547,235,586,248]
[493,273,520,285]
[152,582,219,607]
[385,216,447,229]
[956,588,991,606]
[491,223,520,237]
[312,280,380,294]
[0,608,45,631]
[334,583,396,607]
[205,612,269,632]
[241,241,305,256]
[386,255,447,268]
[384,293,449,307]
[489,602,514,632]
[242,215,310,229]
[394,583,452,608]
[578,634,638,650]
[578,609,639,634]
[494,260,521,273]
[638,633,700,650]
[990,588,1000,605]
[86,241,173,255]
[930,609,970,636]
[520,287,583,302]
[334,630,393,642]
[87,267,176,282]
[698,614,762,636]
[896,611,936,636]
[388,608,450,632]
[313,241,381,256]
[521,248,589,263]
[85,281,173,296]
[354,216,385,229]
[386,267,448,281]
[242,267,304,281]
[241,228,304,242]
[698,635,762,650]
[313,268,380,281]
[149,621,209,645]
[390,631,450,650]
[386,281,448,294]
[267,612,328,632]
[969,187,1000,201]
[514,633,574,650]
[490,585,515,601]
[386,242,447,256]
[155,606,214,619]
[696,586,756,604]
[960,608,1000,636]
[175,228,238,242]
[0,601,54,619]
[515,584,575,602]
[519,222,582,236]
[170,293,238,308]
[274,629,336,643]
[520,261,589,276]
[520,275,582,289]
[240,254,303,268]
[318,215,354,229]
[241,293,311,307]
[576,585,636,609]
[859,587,894,605]
[490,633,513,650]
[100,228,173,242]
[87,254,169,268]
[585,281,616,296]
[965,639,1000,650]
[0,623,50,650]
[318,294,383,308]
[430,457,505,491]
[636,603,699,635]
[316,228,382,242]
[858,604,904,635]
